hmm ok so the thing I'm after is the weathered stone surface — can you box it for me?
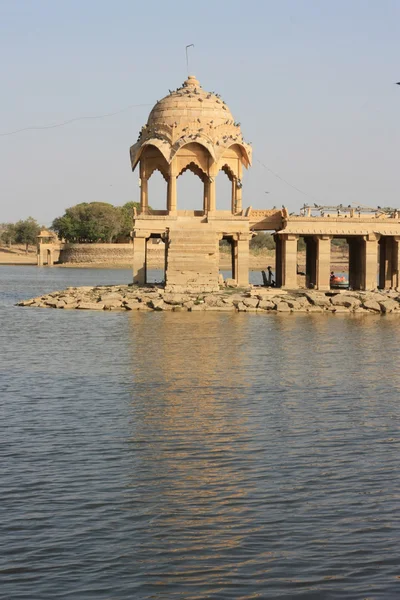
[103,299,123,309]
[243,297,259,308]
[77,302,105,310]
[275,302,291,312]
[307,305,323,312]
[163,293,189,305]
[379,299,399,313]
[331,306,349,313]
[224,278,238,287]
[305,292,330,307]
[258,299,276,310]
[149,299,165,310]
[330,295,361,308]
[362,299,381,312]
[123,301,141,310]
[17,285,400,316]
[191,304,206,311]
[18,299,36,306]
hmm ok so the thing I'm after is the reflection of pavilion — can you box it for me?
[130,75,253,291]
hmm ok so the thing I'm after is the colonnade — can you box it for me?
[133,231,250,287]
[275,233,400,291]
[139,163,243,215]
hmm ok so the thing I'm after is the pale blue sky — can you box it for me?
[1,0,400,224]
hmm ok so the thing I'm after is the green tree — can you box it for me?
[52,203,120,243]
[14,217,40,253]
[250,232,276,250]
[0,223,17,247]
[117,202,141,241]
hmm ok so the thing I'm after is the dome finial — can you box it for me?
[183,75,200,88]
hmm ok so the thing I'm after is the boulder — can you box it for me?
[330,295,361,308]
[123,301,141,310]
[379,299,399,313]
[362,299,381,312]
[224,278,238,288]
[258,299,276,310]
[77,302,105,310]
[305,292,330,307]
[243,297,259,308]
[275,302,291,312]
[103,300,123,309]
[149,298,165,311]
[163,293,189,305]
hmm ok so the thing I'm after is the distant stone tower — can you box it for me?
[130,75,252,291]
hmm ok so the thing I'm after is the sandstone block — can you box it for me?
[275,302,291,312]
[363,299,381,312]
[243,298,259,308]
[330,295,361,308]
[258,299,276,310]
[77,302,105,310]
[379,299,399,313]
[305,292,330,307]
[123,301,141,310]
[225,278,238,287]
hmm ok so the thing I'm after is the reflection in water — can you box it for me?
[1,267,400,599]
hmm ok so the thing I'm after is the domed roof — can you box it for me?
[147,75,235,129]
[130,75,252,171]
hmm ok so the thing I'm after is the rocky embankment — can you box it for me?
[16,285,400,314]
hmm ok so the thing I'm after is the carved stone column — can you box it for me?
[315,235,331,291]
[167,173,177,214]
[236,232,251,287]
[363,233,379,290]
[139,162,148,214]
[231,178,237,214]
[133,233,147,285]
[281,234,298,289]
[203,179,210,214]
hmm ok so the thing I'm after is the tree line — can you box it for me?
[1,202,141,249]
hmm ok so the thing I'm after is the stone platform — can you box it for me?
[17,286,400,315]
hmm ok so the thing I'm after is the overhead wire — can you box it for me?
[255,157,320,203]
[0,102,152,137]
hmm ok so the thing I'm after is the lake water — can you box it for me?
[1,265,399,599]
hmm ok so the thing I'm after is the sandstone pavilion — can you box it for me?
[130,75,254,292]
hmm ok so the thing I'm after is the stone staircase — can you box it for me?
[165,229,220,292]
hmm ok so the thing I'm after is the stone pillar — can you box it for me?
[208,177,216,212]
[167,173,177,214]
[133,234,147,285]
[231,179,237,214]
[348,237,363,290]
[140,177,148,214]
[379,236,394,289]
[203,179,210,214]
[236,233,250,287]
[231,240,237,280]
[363,234,379,291]
[274,234,283,288]
[315,235,331,291]
[37,249,43,266]
[393,237,400,290]
[281,234,298,289]
[305,237,317,288]
[47,250,53,267]
[235,182,242,214]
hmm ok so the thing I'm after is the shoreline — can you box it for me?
[17,285,400,315]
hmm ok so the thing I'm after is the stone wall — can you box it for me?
[59,244,134,264]
[58,243,166,266]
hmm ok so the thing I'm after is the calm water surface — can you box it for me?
[0,266,399,599]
